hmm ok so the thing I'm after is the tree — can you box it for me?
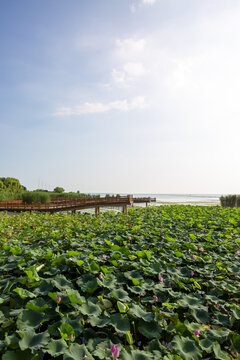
[0,177,25,193]
[54,187,65,193]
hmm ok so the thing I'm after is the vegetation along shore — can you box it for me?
[0,204,240,359]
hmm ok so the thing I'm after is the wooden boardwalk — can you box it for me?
[0,195,156,214]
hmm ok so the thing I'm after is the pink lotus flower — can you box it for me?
[99,273,103,279]
[191,270,194,276]
[111,345,120,358]
[199,247,204,252]
[236,250,240,255]
[169,281,172,287]
[38,241,41,245]
[57,296,61,303]
[102,254,107,260]
[194,329,200,338]
[236,273,239,276]
[154,296,158,301]
[113,348,120,358]
[129,236,131,241]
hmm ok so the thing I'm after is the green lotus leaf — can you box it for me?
[232,333,240,353]
[67,250,80,257]
[63,343,93,360]
[231,305,240,320]
[64,317,84,335]
[100,275,116,289]
[5,333,19,349]
[79,278,99,294]
[110,313,131,332]
[138,320,162,339]
[16,309,46,330]
[14,288,37,299]
[25,297,48,311]
[177,294,203,309]
[59,323,75,340]
[2,350,33,360]
[79,302,102,316]
[191,308,209,323]
[213,342,231,360]
[126,330,133,345]
[213,313,229,327]
[23,266,40,281]
[129,303,154,322]
[88,261,100,273]
[97,298,113,310]
[66,289,85,304]
[117,301,129,313]
[76,259,84,266]
[18,329,50,351]
[89,315,111,327]
[51,256,66,265]
[119,349,134,360]
[100,265,113,274]
[199,338,213,353]
[111,288,131,302]
[45,338,68,356]
[205,329,229,342]
[51,274,72,290]
[172,335,202,360]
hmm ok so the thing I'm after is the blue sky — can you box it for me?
[1,0,240,193]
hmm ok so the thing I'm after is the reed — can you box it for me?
[22,191,50,204]
[220,194,238,207]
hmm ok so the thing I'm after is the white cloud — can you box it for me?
[123,62,146,77]
[141,0,156,5]
[115,38,146,59]
[112,62,146,86]
[111,38,147,86]
[53,96,147,116]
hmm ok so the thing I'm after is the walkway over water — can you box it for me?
[0,195,156,214]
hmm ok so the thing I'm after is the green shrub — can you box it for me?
[22,192,50,204]
[0,177,25,192]
[220,195,238,208]
[49,192,99,199]
[0,192,23,202]
[54,187,65,193]
[236,195,240,208]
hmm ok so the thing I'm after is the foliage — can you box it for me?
[220,195,240,208]
[22,191,50,204]
[54,187,65,194]
[0,205,240,359]
[0,177,25,193]
[0,191,23,202]
[49,192,101,199]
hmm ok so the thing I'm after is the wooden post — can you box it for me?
[95,206,100,216]
[128,194,133,206]
[122,205,127,214]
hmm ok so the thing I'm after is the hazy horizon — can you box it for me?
[1,1,240,194]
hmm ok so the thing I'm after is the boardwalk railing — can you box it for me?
[0,195,156,213]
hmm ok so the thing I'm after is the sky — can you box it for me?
[1,0,240,194]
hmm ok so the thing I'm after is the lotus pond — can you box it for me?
[0,205,240,360]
